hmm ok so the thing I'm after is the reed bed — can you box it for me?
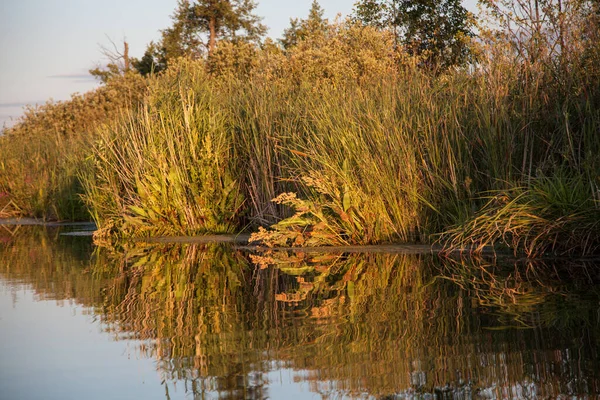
[2,21,599,255]
[0,73,146,220]
[84,45,600,254]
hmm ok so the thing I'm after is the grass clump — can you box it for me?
[444,172,600,256]
[82,61,244,239]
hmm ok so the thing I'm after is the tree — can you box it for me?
[479,0,600,64]
[190,0,266,54]
[134,0,266,75]
[352,0,475,69]
[90,38,132,83]
[280,0,328,49]
[352,0,386,28]
[132,43,166,76]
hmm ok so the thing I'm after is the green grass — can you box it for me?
[443,171,600,256]
[0,131,90,220]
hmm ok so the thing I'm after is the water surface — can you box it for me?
[1,226,599,399]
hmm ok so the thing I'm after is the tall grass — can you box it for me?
[0,73,146,220]
[83,32,600,255]
[2,19,599,255]
[247,65,600,252]
[443,171,600,256]
[0,131,89,220]
[82,61,244,238]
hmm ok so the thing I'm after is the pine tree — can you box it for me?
[134,0,266,75]
[280,0,328,50]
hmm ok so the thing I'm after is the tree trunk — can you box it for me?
[123,41,130,72]
[208,16,217,56]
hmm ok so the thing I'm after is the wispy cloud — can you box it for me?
[0,101,36,108]
[47,73,96,81]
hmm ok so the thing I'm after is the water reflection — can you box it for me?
[1,227,599,399]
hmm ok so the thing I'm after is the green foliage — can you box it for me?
[134,0,266,76]
[280,0,328,49]
[82,60,245,239]
[352,0,475,69]
[0,133,88,220]
[132,42,166,76]
[0,73,147,220]
[249,171,392,247]
[443,172,600,256]
[352,0,386,28]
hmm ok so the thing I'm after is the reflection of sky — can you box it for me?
[0,281,167,400]
[0,0,477,128]
[0,280,332,400]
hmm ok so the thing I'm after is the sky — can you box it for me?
[0,0,476,129]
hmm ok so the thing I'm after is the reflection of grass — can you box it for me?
[249,250,600,397]
[0,227,107,306]
[440,255,600,330]
[1,229,599,398]
[100,244,600,398]
[100,243,260,392]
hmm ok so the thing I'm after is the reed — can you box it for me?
[82,60,244,239]
[0,73,146,220]
[0,131,89,220]
[2,20,599,255]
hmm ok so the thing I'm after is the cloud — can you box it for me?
[0,102,34,108]
[47,73,96,82]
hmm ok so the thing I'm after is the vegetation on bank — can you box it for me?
[0,73,146,220]
[1,0,599,256]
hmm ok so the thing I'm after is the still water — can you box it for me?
[0,226,599,399]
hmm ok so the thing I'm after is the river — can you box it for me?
[0,225,598,399]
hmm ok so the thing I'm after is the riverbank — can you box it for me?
[7,218,600,264]
[1,19,599,257]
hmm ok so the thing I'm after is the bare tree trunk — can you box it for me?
[123,41,130,72]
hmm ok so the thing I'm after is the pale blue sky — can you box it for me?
[0,0,477,128]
